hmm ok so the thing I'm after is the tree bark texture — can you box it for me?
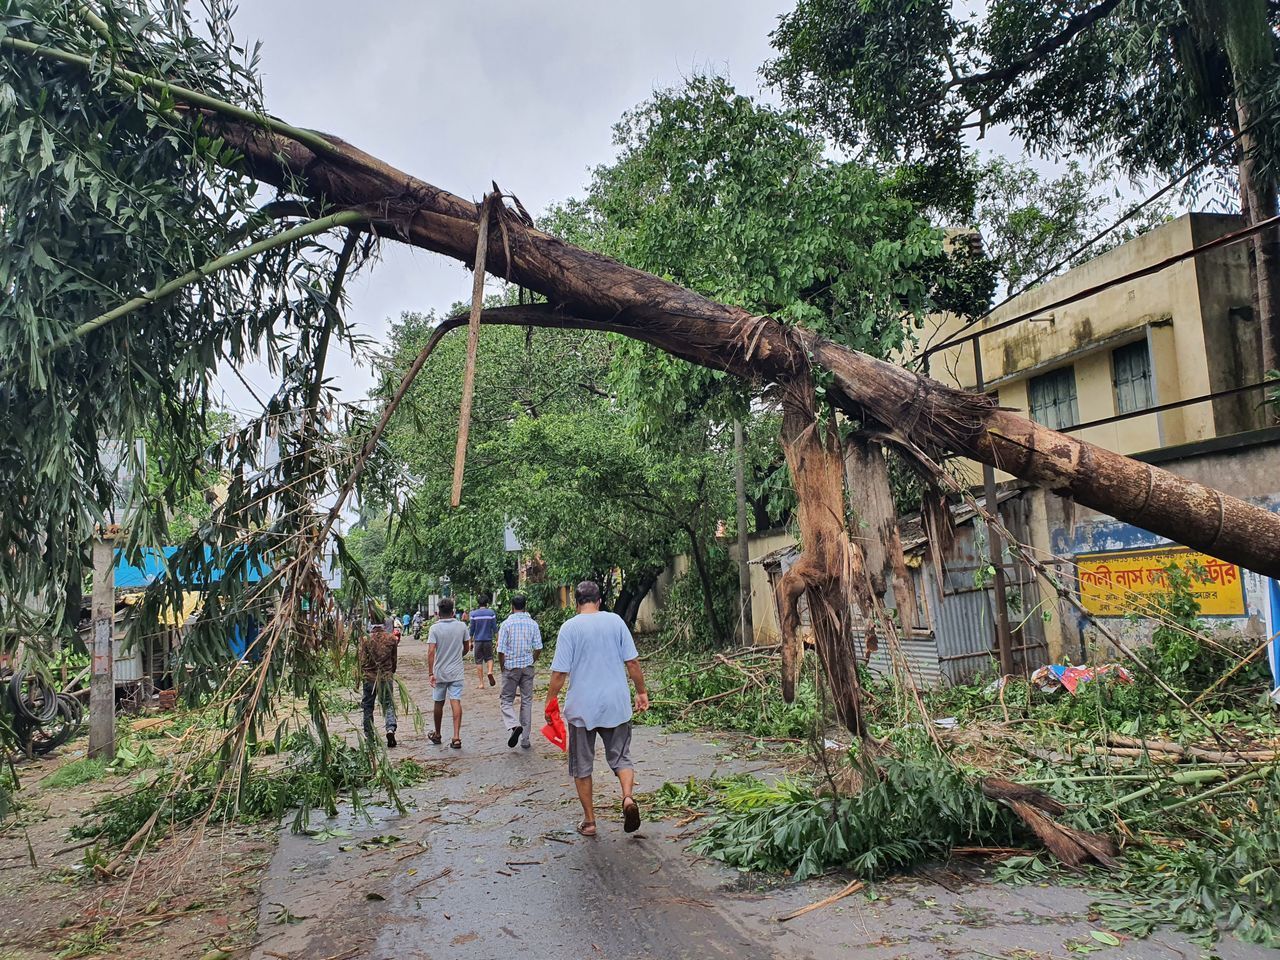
[845,437,920,643]
[1237,94,1280,377]
[205,120,1280,583]
[775,379,877,736]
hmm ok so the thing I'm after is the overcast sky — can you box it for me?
[219,0,790,412]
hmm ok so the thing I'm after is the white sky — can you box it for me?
[219,0,790,411]
[215,1,1168,417]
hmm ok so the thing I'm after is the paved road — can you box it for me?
[251,644,1277,960]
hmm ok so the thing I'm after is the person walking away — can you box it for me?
[358,620,399,748]
[497,594,542,749]
[469,593,498,689]
[546,580,649,837]
[427,598,469,749]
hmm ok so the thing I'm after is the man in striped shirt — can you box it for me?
[496,594,542,749]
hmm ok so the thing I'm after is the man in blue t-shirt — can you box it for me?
[468,593,498,689]
[546,580,649,838]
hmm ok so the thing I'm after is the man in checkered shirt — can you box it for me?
[496,594,543,749]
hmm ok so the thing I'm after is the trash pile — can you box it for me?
[1028,663,1133,695]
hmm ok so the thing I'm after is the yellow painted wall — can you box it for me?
[634,529,797,644]
[922,213,1249,477]
[747,529,796,645]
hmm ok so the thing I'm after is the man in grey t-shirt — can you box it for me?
[427,597,470,749]
[546,580,649,837]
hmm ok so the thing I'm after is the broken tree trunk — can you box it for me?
[845,436,920,648]
[208,120,1280,580]
[775,379,878,737]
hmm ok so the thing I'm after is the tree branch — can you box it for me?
[949,0,1122,91]
[42,210,366,355]
[3,35,346,160]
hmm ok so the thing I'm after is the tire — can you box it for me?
[9,670,58,725]
[31,696,80,755]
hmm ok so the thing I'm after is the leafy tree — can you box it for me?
[366,310,739,639]
[973,157,1172,292]
[140,409,234,542]
[764,0,1280,370]
[544,75,995,424]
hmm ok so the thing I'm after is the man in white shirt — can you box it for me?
[546,581,649,837]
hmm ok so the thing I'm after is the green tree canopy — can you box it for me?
[765,0,1275,182]
[364,310,742,640]
[545,75,995,422]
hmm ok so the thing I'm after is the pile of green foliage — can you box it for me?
[681,616,1279,948]
[638,648,818,740]
[75,731,428,845]
[996,764,1280,946]
[693,757,1018,880]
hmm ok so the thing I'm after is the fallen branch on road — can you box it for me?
[776,879,865,922]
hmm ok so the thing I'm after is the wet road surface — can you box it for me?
[251,644,1277,960]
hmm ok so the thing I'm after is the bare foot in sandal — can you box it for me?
[623,797,641,833]
[577,820,597,837]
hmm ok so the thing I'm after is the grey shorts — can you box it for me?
[568,722,633,780]
[473,641,494,663]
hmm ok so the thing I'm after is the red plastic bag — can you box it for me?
[541,695,567,752]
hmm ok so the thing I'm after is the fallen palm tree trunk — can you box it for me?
[196,121,1280,581]
[19,29,1280,744]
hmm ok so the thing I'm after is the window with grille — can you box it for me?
[1112,340,1154,414]
[1028,366,1079,430]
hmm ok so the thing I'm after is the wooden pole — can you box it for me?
[733,419,754,646]
[972,343,1016,676]
[88,527,116,759]
[450,195,492,508]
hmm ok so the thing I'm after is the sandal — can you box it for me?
[427,731,442,745]
[622,797,641,834]
[488,674,496,687]
[576,820,597,837]
[449,739,462,750]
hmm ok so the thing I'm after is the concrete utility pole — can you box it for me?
[733,419,754,646]
[88,526,116,759]
[971,344,1016,676]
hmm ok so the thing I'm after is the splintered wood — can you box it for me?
[451,194,493,508]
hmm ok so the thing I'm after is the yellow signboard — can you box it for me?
[1075,546,1246,617]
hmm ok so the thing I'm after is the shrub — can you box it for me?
[45,757,109,789]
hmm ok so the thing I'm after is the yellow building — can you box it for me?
[920,212,1278,664]
[922,212,1264,471]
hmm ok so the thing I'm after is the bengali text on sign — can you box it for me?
[1075,546,1246,617]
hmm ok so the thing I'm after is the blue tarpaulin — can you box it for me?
[113,546,269,590]
[1270,578,1280,691]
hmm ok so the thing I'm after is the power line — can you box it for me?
[923,101,1280,361]
[926,212,1280,356]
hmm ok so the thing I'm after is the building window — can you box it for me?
[1112,340,1154,414]
[1028,366,1079,429]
